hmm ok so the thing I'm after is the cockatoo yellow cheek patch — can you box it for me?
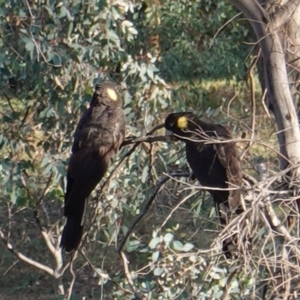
[177,116,188,129]
[106,88,118,101]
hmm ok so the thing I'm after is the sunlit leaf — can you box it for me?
[141,165,149,183]
[153,267,163,276]
[163,233,174,245]
[172,240,184,251]
[152,251,160,262]
[149,237,161,249]
[182,243,194,252]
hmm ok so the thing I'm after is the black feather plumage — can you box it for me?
[165,112,243,257]
[60,81,125,252]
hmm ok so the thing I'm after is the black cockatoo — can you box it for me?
[60,81,125,252]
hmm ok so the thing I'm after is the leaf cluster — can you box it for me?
[0,0,262,298]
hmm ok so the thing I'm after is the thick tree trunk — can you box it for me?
[257,0,300,116]
[283,3,300,112]
[230,0,300,173]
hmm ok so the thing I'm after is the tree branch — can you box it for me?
[270,0,300,29]
[230,0,269,24]
[121,123,166,147]
[0,229,55,276]
[121,135,169,147]
[119,251,142,299]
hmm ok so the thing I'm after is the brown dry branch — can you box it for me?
[121,134,168,147]
[261,88,273,120]
[193,146,300,296]
[281,247,291,300]
[248,162,300,296]
[121,123,166,147]
[240,49,259,161]
[223,267,240,300]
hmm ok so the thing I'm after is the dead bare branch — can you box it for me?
[0,229,55,276]
[119,251,142,298]
[240,50,260,160]
[122,134,169,146]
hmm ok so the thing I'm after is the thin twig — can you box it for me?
[3,260,19,276]
[209,12,243,49]
[223,266,239,299]
[119,251,143,299]
[118,172,190,253]
[122,135,169,146]
[158,190,198,231]
[66,251,77,300]
[261,88,272,120]
[1,90,16,113]
[240,50,260,160]
[20,106,32,128]
[121,123,166,147]
[24,0,34,19]
[78,249,135,296]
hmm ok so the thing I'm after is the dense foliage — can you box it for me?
[0,0,279,298]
